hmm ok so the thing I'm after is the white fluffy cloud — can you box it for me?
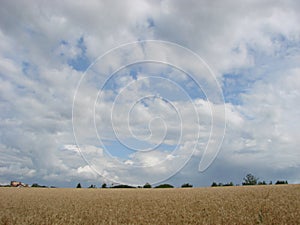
[0,0,299,186]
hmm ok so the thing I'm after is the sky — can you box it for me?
[0,0,300,187]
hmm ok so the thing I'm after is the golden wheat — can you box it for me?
[0,184,299,224]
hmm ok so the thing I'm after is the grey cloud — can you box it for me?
[0,0,299,186]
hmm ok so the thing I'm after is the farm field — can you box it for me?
[0,184,299,224]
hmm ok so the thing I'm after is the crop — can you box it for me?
[0,184,299,224]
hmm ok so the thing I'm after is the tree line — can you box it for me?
[3,173,288,188]
[211,173,288,187]
[76,182,193,189]
[75,174,288,189]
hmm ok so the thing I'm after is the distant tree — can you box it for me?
[211,182,218,187]
[258,181,267,185]
[143,183,152,188]
[88,184,96,188]
[76,183,82,188]
[31,183,39,187]
[212,182,234,187]
[269,181,273,185]
[101,183,107,188]
[223,182,234,186]
[181,183,193,188]
[275,180,288,185]
[31,183,47,188]
[242,173,259,185]
[154,184,174,188]
[111,184,135,188]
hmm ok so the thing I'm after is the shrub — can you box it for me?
[111,184,135,188]
[275,180,288,185]
[154,184,174,188]
[211,182,234,187]
[143,183,152,188]
[32,183,47,188]
[181,183,193,188]
[258,181,267,185]
[223,182,234,186]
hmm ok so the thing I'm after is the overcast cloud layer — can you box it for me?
[0,0,300,187]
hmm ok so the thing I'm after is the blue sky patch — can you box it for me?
[68,37,91,72]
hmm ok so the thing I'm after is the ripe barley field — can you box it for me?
[0,184,299,225]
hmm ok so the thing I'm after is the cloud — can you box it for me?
[0,0,299,186]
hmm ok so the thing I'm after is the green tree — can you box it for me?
[211,182,218,187]
[31,183,47,188]
[275,180,288,185]
[111,184,135,188]
[154,184,174,188]
[101,183,107,188]
[211,182,234,187]
[76,183,82,188]
[31,183,39,187]
[143,183,152,188]
[223,182,234,186]
[181,183,193,188]
[258,181,267,185]
[242,173,259,185]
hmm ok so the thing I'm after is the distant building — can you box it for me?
[10,181,28,187]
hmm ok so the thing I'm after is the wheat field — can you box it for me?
[0,185,299,224]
